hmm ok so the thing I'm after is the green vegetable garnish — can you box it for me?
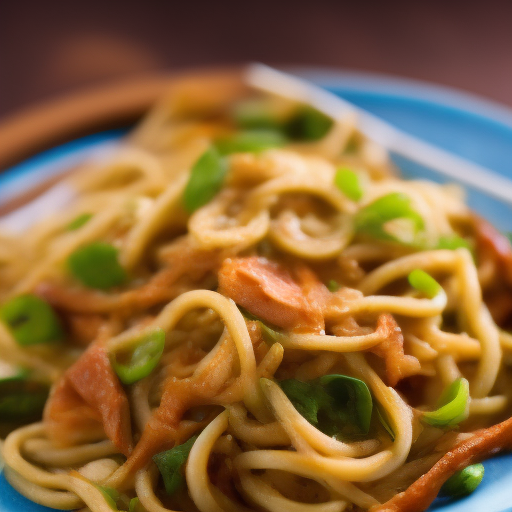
[238,307,285,344]
[183,147,228,213]
[153,436,198,496]
[334,168,363,201]
[0,294,63,346]
[436,235,472,252]
[280,374,373,437]
[284,105,333,141]
[327,280,340,292]
[421,378,469,428]
[215,129,287,155]
[376,405,395,441]
[67,213,93,231]
[0,378,49,421]
[129,497,143,512]
[259,322,285,345]
[440,463,484,498]
[68,242,127,290]
[354,192,424,243]
[96,486,120,511]
[408,269,442,299]
[232,99,281,130]
[111,328,165,385]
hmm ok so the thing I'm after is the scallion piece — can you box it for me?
[0,377,49,421]
[111,328,165,385]
[334,168,363,201]
[327,279,340,292]
[440,463,484,498]
[183,147,228,213]
[408,269,442,299]
[284,106,333,141]
[96,486,120,511]
[436,235,472,252]
[0,294,63,346]
[129,497,142,512]
[232,99,280,130]
[280,374,373,437]
[354,192,424,243]
[421,378,470,428]
[153,436,198,496]
[67,213,93,231]
[259,321,286,345]
[68,242,127,290]
[215,129,287,155]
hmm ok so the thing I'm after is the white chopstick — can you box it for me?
[246,63,512,206]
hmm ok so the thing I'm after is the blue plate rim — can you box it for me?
[292,66,512,129]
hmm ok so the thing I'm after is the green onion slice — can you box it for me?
[408,269,442,299]
[67,213,93,231]
[284,106,333,141]
[232,99,281,130]
[280,374,373,437]
[68,242,127,290]
[436,235,472,252]
[421,378,470,428]
[334,168,363,201]
[96,486,120,511]
[354,192,424,243]
[111,328,165,385]
[0,377,49,421]
[153,435,198,496]
[215,129,287,155]
[183,147,228,213]
[327,280,340,292]
[129,497,143,512]
[440,463,484,498]
[0,294,63,346]
[238,307,285,345]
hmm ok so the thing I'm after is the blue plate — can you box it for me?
[1,70,512,512]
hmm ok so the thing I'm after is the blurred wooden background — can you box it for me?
[1,0,511,117]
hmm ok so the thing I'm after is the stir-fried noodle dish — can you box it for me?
[1,73,512,512]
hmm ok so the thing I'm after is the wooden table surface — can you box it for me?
[1,0,511,118]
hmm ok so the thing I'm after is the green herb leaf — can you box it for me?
[421,378,469,428]
[327,280,340,292]
[354,192,424,243]
[334,168,363,201]
[440,463,484,498]
[96,486,120,511]
[376,405,395,441]
[0,294,63,346]
[0,378,49,421]
[111,328,165,385]
[183,147,228,213]
[279,379,327,425]
[408,269,442,299]
[68,242,127,290]
[67,213,93,231]
[215,129,287,155]
[284,106,333,141]
[280,374,373,437]
[317,375,373,435]
[153,436,197,496]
